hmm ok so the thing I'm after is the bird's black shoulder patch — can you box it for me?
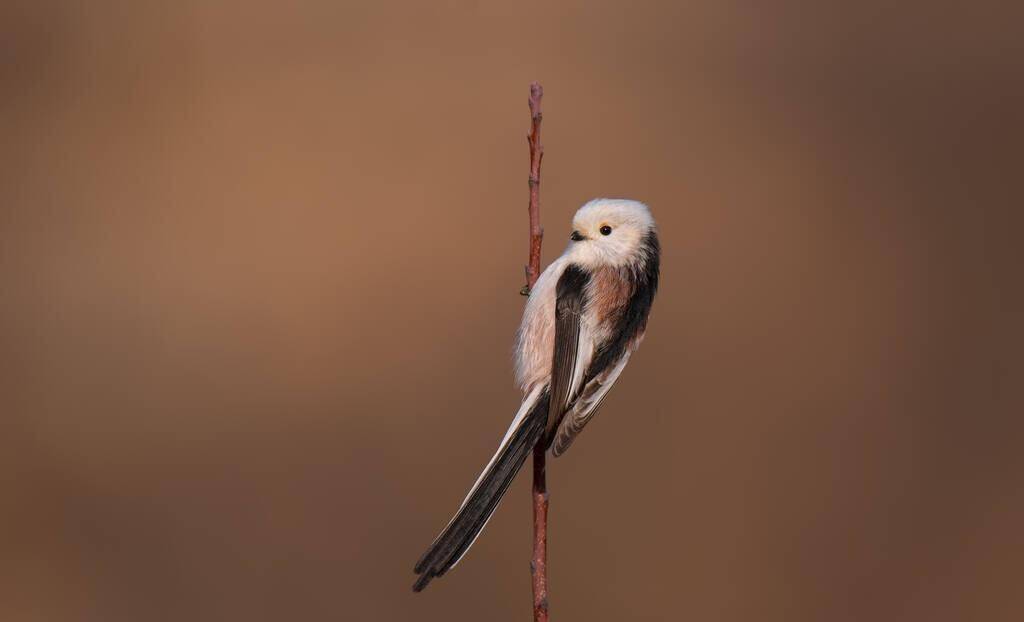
[556,264,590,307]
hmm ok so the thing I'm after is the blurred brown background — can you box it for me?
[2,1,1022,620]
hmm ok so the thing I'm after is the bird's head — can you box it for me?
[566,199,657,268]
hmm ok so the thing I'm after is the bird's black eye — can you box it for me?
[600,225,612,236]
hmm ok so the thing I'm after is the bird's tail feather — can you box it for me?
[412,388,549,592]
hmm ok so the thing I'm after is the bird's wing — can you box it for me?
[551,349,632,457]
[544,265,591,444]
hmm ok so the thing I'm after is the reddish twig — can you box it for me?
[522,83,545,296]
[530,444,549,621]
[523,82,549,622]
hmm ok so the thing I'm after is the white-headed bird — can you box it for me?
[413,199,660,591]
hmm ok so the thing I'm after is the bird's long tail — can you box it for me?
[413,387,549,592]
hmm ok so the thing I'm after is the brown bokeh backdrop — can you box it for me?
[2,2,1022,621]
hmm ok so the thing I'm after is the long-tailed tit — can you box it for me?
[413,199,660,592]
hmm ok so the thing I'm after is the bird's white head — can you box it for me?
[564,198,657,268]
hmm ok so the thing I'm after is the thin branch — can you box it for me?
[530,444,549,621]
[522,82,545,296]
[523,81,549,622]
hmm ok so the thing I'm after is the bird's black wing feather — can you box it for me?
[544,265,589,446]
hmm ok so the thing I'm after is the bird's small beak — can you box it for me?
[570,230,586,241]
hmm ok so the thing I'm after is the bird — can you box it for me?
[413,198,660,592]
